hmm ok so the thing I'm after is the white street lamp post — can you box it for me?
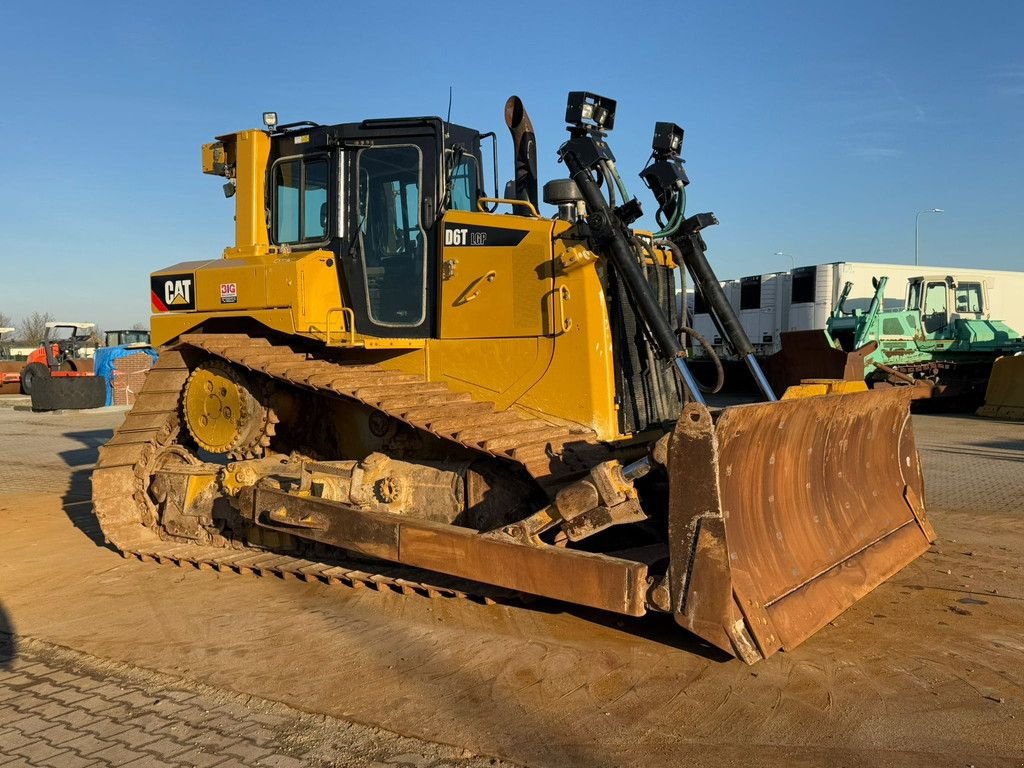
[775,251,796,271]
[915,208,943,266]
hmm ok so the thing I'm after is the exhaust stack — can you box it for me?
[504,96,538,209]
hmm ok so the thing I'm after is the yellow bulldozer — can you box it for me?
[977,354,1024,420]
[92,92,935,663]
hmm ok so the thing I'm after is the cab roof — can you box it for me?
[260,117,482,151]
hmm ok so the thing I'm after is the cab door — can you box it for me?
[341,138,437,338]
[922,280,950,335]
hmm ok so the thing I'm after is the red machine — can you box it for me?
[16,322,105,410]
[0,328,20,394]
[19,322,96,394]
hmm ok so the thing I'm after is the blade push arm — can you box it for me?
[672,217,777,401]
[557,92,776,403]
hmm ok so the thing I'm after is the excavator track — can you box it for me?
[92,333,608,603]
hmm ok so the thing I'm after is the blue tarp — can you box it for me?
[94,346,159,406]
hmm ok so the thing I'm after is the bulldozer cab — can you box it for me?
[264,118,487,340]
[907,275,988,336]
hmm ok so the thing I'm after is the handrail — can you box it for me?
[477,197,540,218]
[325,307,357,347]
[454,270,497,306]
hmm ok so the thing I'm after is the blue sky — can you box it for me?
[2,0,1022,328]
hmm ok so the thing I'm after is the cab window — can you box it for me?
[907,281,923,311]
[356,145,427,326]
[954,282,983,315]
[449,155,479,212]
[273,155,329,245]
[923,281,948,333]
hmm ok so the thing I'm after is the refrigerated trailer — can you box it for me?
[691,261,1024,358]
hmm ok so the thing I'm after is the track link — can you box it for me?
[177,333,604,483]
[93,333,608,602]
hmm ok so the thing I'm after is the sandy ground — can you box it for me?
[0,405,1022,767]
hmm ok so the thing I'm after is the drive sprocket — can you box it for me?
[182,359,275,458]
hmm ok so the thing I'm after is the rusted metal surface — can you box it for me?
[668,387,934,662]
[249,486,648,616]
[762,330,872,394]
[667,403,755,659]
[249,487,402,561]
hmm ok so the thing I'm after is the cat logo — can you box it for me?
[150,274,196,312]
[165,280,192,305]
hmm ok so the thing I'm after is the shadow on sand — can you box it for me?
[59,428,117,550]
[0,602,15,670]
[932,443,1024,464]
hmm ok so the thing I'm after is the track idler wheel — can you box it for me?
[182,359,276,458]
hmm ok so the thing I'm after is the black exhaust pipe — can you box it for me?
[504,96,538,209]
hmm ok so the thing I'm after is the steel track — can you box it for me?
[92,333,606,603]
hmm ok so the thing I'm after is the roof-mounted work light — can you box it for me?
[639,121,689,215]
[651,121,684,157]
[565,92,617,132]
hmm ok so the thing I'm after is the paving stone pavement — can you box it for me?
[0,635,519,768]
[913,413,1023,515]
[1,398,1022,768]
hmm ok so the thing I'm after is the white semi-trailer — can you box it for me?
[691,262,1024,358]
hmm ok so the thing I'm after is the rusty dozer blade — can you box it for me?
[761,329,871,394]
[666,386,935,663]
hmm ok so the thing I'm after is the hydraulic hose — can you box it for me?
[673,227,777,401]
[653,187,686,238]
[603,159,631,205]
[654,238,687,333]
[677,324,724,394]
[560,143,707,406]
